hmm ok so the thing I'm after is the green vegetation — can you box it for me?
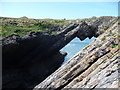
[102,26,108,30]
[111,44,118,48]
[102,60,107,63]
[118,63,120,67]
[107,31,118,37]
[20,16,29,19]
[2,23,43,37]
[110,33,116,37]
[83,45,91,50]
[101,36,106,41]
[51,31,58,34]
[1,16,117,38]
[1,17,68,38]
[98,44,102,47]
[54,20,65,23]
[118,35,120,38]
[110,51,119,59]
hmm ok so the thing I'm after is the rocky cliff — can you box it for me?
[34,17,119,89]
[2,16,119,89]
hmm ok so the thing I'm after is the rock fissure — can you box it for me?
[47,47,111,89]
[2,16,119,89]
[34,17,119,89]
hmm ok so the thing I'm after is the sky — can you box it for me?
[0,2,118,19]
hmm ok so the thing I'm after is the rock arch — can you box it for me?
[2,16,115,88]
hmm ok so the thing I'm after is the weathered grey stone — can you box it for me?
[34,20,119,89]
[2,16,118,89]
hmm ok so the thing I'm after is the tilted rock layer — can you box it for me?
[34,19,119,89]
[2,16,119,89]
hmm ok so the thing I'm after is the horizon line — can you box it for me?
[0,15,118,20]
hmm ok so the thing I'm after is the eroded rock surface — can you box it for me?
[2,16,118,89]
[34,18,119,89]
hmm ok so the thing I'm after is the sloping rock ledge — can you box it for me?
[34,19,119,89]
[2,16,119,89]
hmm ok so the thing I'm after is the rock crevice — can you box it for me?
[2,16,118,88]
[34,18,119,89]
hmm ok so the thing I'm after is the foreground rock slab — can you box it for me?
[34,21,119,89]
[2,16,118,88]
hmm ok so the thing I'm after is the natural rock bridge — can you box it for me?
[2,16,117,88]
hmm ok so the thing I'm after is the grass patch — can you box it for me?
[110,51,119,59]
[1,17,69,37]
[118,63,120,67]
[107,32,118,37]
[118,35,120,38]
[102,60,107,63]
[103,26,108,30]
[84,45,90,50]
[111,44,118,48]
[51,31,58,35]
[101,36,106,41]
[98,44,102,47]
[54,20,65,23]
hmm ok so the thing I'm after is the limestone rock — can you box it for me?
[34,18,119,89]
[2,16,118,89]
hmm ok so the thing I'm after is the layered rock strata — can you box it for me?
[2,16,118,88]
[34,20,119,89]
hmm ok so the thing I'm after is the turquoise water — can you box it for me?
[60,37,96,64]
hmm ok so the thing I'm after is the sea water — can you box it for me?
[60,37,96,64]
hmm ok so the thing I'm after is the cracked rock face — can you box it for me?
[2,16,118,89]
[34,20,119,89]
